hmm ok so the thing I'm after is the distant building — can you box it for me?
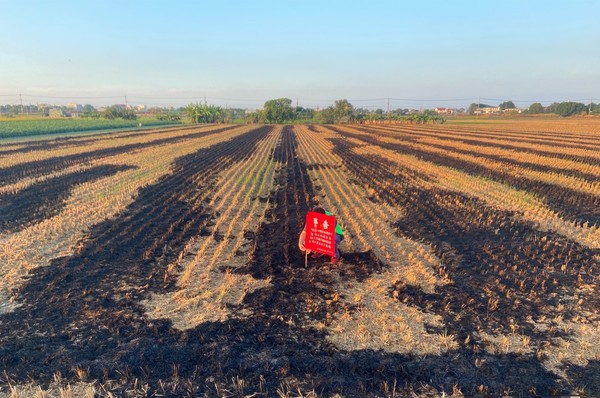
[67,103,83,111]
[136,104,146,112]
[503,108,523,114]
[474,106,501,115]
[434,107,453,115]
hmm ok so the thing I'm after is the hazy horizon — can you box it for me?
[1,0,599,110]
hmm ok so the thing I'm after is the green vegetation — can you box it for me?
[499,100,516,110]
[527,102,545,114]
[467,103,492,114]
[103,106,137,120]
[318,99,354,123]
[260,98,294,123]
[185,102,224,123]
[0,118,180,139]
[553,101,588,117]
[256,98,446,124]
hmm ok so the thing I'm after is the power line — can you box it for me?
[2,92,598,109]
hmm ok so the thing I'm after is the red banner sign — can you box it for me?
[304,211,337,257]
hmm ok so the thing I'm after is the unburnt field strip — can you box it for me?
[0,124,237,186]
[332,125,600,228]
[0,122,599,397]
[0,124,254,290]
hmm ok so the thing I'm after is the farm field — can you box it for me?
[0,121,599,397]
[0,118,181,139]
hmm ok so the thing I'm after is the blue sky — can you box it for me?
[1,0,599,109]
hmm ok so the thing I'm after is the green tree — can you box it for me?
[528,102,544,114]
[81,104,99,118]
[103,106,136,120]
[185,102,224,123]
[554,102,587,117]
[467,103,490,114]
[294,106,315,122]
[261,98,294,123]
[317,107,336,124]
[546,102,559,114]
[185,103,200,123]
[499,101,516,110]
[332,99,354,122]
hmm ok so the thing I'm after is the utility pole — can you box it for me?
[387,97,390,123]
[589,98,593,115]
[19,93,24,114]
[125,95,128,109]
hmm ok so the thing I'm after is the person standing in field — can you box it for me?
[298,206,344,264]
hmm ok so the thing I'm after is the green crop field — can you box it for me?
[0,118,181,139]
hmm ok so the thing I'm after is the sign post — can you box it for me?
[304,211,337,257]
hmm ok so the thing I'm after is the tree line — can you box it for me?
[467,100,599,117]
[2,99,598,123]
[182,98,447,125]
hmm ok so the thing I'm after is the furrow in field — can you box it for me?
[143,126,281,328]
[349,125,600,192]
[0,125,255,293]
[0,124,204,156]
[295,125,448,354]
[405,122,600,146]
[325,134,600,249]
[371,127,600,181]
[0,124,237,182]
[369,124,600,163]
[332,125,600,228]
[426,123,600,143]
[318,124,600,382]
[0,126,273,385]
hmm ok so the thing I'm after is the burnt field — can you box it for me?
[0,122,599,397]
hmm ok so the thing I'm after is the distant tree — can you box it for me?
[546,102,560,114]
[245,111,260,124]
[185,102,224,123]
[261,98,294,123]
[528,102,545,114]
[332,99,354,122]
[294,106,315,121]
[81,104,99,118]
[185,103,200,123]
[467,103,491,114]
[499,101,516,110]
[554,101,587,117]
[317,107,336,124]
[222,108,246,123]
[103,106,136,120]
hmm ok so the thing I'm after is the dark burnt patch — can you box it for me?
[0,126,272,385]
[0,125,238,186]
[328,126,600,228]
[0,125,594,397]
[363,124,600,163]
[324,129,600,394]
[0,164,135,232]
[424,141,599,183]
[0,126,200,156]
